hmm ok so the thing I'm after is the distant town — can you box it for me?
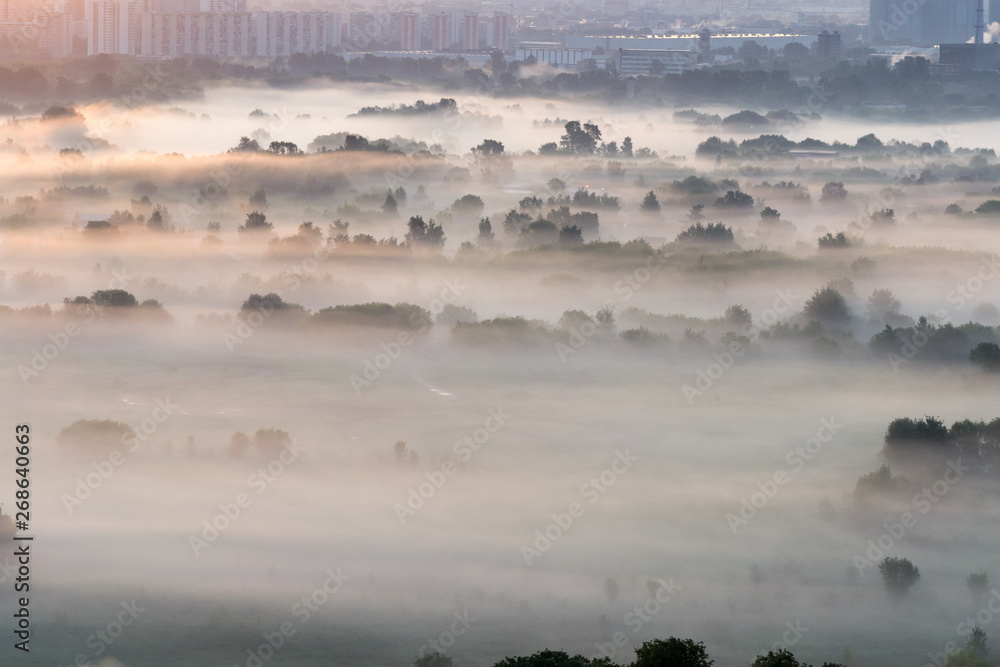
[1,0,999,74]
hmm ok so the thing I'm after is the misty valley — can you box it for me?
[1,49,1000,667]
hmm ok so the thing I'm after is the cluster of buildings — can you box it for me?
[0,1,512,59]
[869,0,1000,46]
[868,0,1000,72]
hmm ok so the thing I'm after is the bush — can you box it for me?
[879,556,920,599]
[803,287,850,324]
[312,303,431,330]
[714,190,754,209]
[854,463,902,499]
[976,200,1000,215]
[57,419,135,450]
[239,211,272,233]
[751,649,803,667]
[92,289,138,307]
[436,304,477,327]
[970,342,1000,371]
[676,222,734,244]
[882,416,950,465]
[635,637,714,667]
[821,181,848,201]
[818,232,849,249]
[252,429,292,458]
[967,571,990,597]
[452,317,553,346]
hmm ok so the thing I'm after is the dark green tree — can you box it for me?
[405,216,445,249]
[803,287,850,324]
[879,556,920,600]
[634,637,714,667]
[240,211,273,233]
[970,342,1000,372]
[640,191,661,213]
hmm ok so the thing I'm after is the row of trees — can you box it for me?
[415,631,991,667]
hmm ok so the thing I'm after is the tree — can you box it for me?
[967,626,989,657]
[738,40,769,60]
[634,637,714,667]
[821,181,848,202]
[266,141,302,155]
[558,225,583,247]
[722,109,769,127]
[229,432,251,458]
[492,649,613,666]
[41,105,81,121]
[147,205,169,230]
[548,178,566,191]
[414,652,453,667]
[879,556,920,600]
[760,206,780,219]
[970,342,1000,371]
[473,139,505,157]
[783,42,809,59]
[871,208,895,225]
[751,649,802,667]
[382,191,398,215]
[818,232,849,249]
[676,222,734,245]
[894,55,929,80]
[91,289,138,308]
[477,217,495,247]
[804,287,850,324]
[975,200,1000,215]
[342,134,370,151]
[249,188,267,208]
[559,121,602,155]
[405,215,445,249]
[519,196,543,211]
[714,190,754,209]
[229,136,261,152]
[868,289,902,322]
[943,649,992,667]
[453,195,485,215]
[240,211,273,233]
[725,304,753,328]
[641,191,660,213]
[596,306,616,336]
[968,571,991,598]
[622,136,633,157]
[869,324,903,355]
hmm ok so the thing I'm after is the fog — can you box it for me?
[1,79,1000,667]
